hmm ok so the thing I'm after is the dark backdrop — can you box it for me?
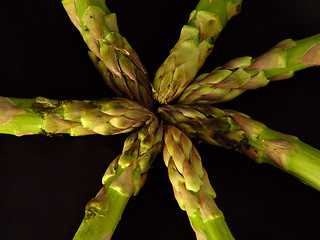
[1,0,320,239]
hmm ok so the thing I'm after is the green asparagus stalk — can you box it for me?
[62,0,154,109]
[159,104,320,191]
[73,119,163,240]
[178,34,320,104]
[163,125,234,240]
[153,0,242,104]
[0,96,153,136]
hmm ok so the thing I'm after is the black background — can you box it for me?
[1,0,320,239]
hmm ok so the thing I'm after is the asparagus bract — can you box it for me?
[0,97,153,136]
[178,34,320,104]
[73,119,163,240]
[163,125,234,240]
[159,104,320,191]
[153,0,242,104]
[62,0,154,109]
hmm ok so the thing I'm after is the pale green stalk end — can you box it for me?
[73,187,130,240]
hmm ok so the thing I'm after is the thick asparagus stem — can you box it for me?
[153,0,242,104]
[159,105,320,191]
[62,0,154,109]
[178,34,320,104]
[0,97,153,136]
[73,119,163,240]
[163,125,234,240]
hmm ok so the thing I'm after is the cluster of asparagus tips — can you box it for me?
[2,0,320,239]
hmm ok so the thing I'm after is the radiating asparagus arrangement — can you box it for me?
[3,0,320,239]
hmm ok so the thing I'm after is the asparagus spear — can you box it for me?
[0,97,153,136]
[62,0,154,109]
[73,119,163,239]
[178,34,320,104]
[153,0,242,104]
[159,104,320,191]
[163,125,234,240]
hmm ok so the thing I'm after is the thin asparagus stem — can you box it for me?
[62,0,154,109]
[153,0,242,104]
[178,34,320,104]
[0,97,153,136]
[159,104,320,191]
[163,125,234,240]
[73,119,163,239]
